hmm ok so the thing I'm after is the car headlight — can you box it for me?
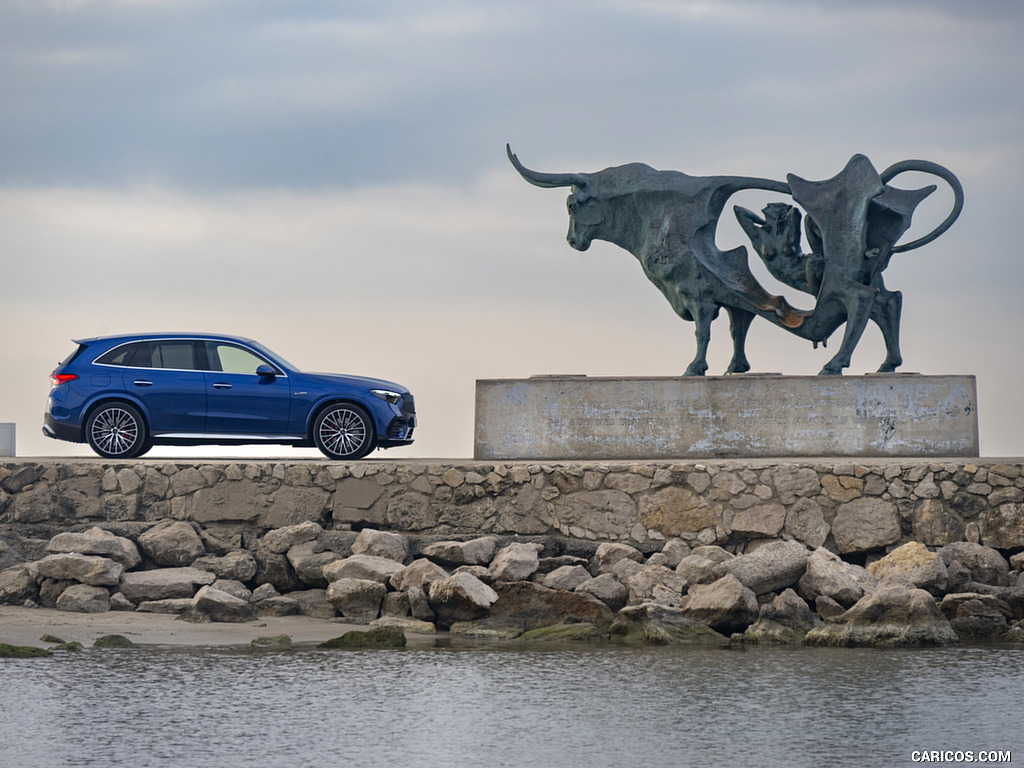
[371,389,403,405]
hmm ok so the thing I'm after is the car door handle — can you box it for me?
[133,380,153,387]
[213,382,232,390]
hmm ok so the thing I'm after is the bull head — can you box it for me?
[507,144,601,251]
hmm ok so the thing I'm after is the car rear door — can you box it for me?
[120,340,207,435]
[201,341,293,436]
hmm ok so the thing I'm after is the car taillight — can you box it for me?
[50,374,79,386]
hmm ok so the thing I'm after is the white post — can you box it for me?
[0,424,15,457]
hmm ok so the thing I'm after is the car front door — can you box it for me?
[201,341,293,436]
[119,340,208,435]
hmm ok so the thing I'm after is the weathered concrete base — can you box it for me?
[474,375,979,460]
[0,424,14,458]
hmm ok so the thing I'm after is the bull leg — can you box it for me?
[684,303,716,376]
[871,287,903,373]
[724,307,754,374]
[819,284,876,375]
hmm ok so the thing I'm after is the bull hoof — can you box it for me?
[725,361,751,374]
[684,363,708,376]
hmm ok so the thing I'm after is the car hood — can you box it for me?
[300,371,409,394]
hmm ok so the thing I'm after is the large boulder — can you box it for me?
[681,574,759,635]
[55,583,111,614]
[831,498,900,554]
[286,543,340,588]
[192,551,258,583]
[575,573,629,612]
[674,554,721,587]
[940,593,1012,644]
[0,564,37,605]
[867,542,948,596]
[46,527,141,569]
[427,572,499,629]
[592,542,644,574]
[543,565,592,592]
[489,543,543,582]
[720,540,809,596]
[34,553,124,587]
[938,542,1011,588]
[326,578,387,621]
[138,521,205,567]
[288,588,337,619]
[627,565,686,606]
[615,603,730,646]
[390,558,449,593]
[489,581,614,631]
[352,529,409,563]
[119,567,216,603]
[743,589,820,645]
[421,537,498,567]
[803,583,958,648]
[322,554,403,585]
[797,547,878,608]
[191,585,255,623]
[262,521,323,554]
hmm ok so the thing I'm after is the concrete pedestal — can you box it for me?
[0,423,14,457]
[474,374,978,460]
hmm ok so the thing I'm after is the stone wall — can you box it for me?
[2,459,1022,559]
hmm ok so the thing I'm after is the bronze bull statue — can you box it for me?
[508,145,962,375]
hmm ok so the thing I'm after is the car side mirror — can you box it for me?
[256,364,277,379]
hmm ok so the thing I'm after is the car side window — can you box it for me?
[96,342,142,366]
[147,341,198,370]
[207,343,273,375]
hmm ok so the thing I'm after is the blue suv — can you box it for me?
[43,333,416,460]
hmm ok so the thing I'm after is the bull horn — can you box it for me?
[880,159,964,253]
[507,144,588,189]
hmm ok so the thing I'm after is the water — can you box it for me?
[2,642,1022,768]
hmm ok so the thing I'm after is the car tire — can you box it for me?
[313,403,375,460]
[85,402,151,459]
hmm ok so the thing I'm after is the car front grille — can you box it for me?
[401,393,415,416]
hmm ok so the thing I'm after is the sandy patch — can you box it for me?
[0,606,438,649]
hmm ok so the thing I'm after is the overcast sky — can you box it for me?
[2,0,1021,459]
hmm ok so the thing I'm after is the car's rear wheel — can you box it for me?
[313,403,375,460]
[86,402,151,459]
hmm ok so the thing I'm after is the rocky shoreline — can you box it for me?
[3,519,1023,650]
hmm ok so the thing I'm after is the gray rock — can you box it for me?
[138,521,205,567]
[119,567,217,603]
[743,589,820,645]
[797,547,878,608]
[109,592,135,611]
[831,498,900,554]
[390,558,449,593]
[211,579,252,602]
[352,529,409,563]
[815,595,846,619]
[192,585,255,623]
[610,558,646,585]
[428,572,499,629]
[55,583,110,614]
[940,593,1012,644]
[489,542,543,582]
[543,565,591,592]
[689,545,734,564]
[804,583,958,648]
[675,554,721,587]
[288,588,337,619]
[46,527,141,569]
[136,598,195,614]
[592,542,644,574]
[627,565,686,605]
[263,521,323,554]
[867,542,948,596]
[253,596,301,617]
[323,554,403,585]
[575,573,628,612]
[614,604,730,646]
[381,590,410,618]
[406,585,435,622]
[659,538,692,569]
[421,537,498,567]
[0,564,39,605]
[326,578,386,621]
[720,540,809,596]
[288,546,341,589]
[192,551,258,583]
[938,542,1010,587]
[249,583,281,603]
[34,553,124,587]
[681,574,759,635]
[489,581,614,632]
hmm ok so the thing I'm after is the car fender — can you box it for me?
[304,394,387,435]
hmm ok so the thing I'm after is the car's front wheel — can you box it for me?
[85,402,151,459]
[313,403,375,460]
